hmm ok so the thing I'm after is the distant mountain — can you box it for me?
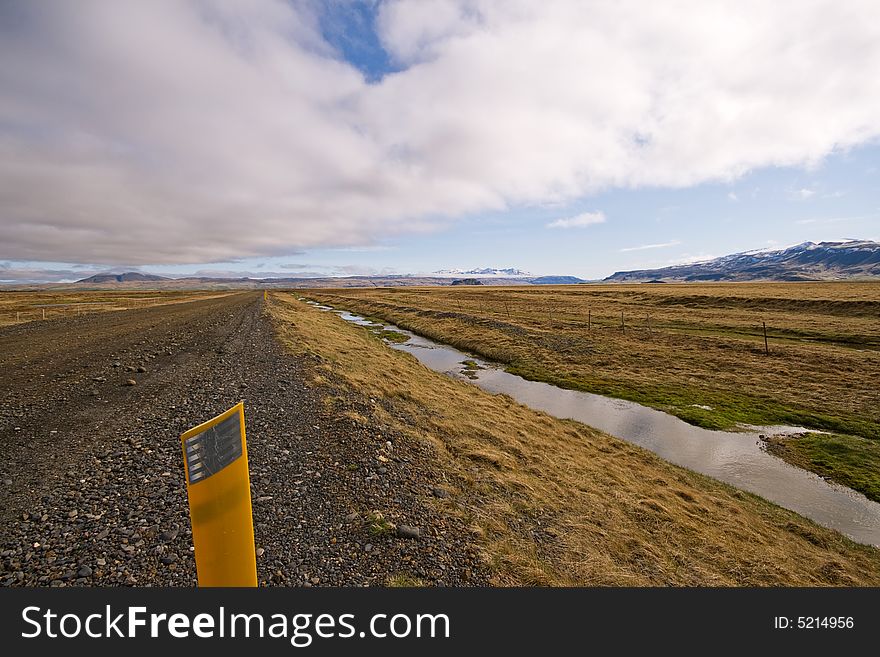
[46,274,533,290]
[451,278,483,286]
[530,275,584,285]
[52,269,576,290]
[434,267,532,277]
[605,240,880,282]
[76,272,170,283]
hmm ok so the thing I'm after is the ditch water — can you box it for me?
[304,300,880,546]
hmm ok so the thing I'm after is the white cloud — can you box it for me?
[792,188,817,199]
[620,239,682,252]
[324,245,399,253]
[546,211,606,229]
[0,263,101,283]
[333,264,399,276]
[184,269,321,279]
[2,1,880,264]
[727,191,739,201]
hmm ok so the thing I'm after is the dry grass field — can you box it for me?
[0,290,233,327]
[267,292,880,586]
[304,282,880,500]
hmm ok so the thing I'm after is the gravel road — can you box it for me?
[0,292,487,586]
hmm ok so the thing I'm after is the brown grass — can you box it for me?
[302,282,880,440]
[267,292,880,586]
[0,290,233,327]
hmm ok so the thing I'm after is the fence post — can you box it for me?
[620,310,625,334]
[763,321,769,355]
[588,309,591,332]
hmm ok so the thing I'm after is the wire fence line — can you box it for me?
[2,299,153,326]
[314,293,786,354]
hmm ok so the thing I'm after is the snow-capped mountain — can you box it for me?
[433,267,533,277]
[605,240,880,282]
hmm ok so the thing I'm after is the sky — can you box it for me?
[1,0,879,283]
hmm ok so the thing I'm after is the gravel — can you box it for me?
[396,525,422,539]
[0,293,488,587]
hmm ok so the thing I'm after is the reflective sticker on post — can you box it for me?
[180,402,257,587]
[184,412,242,484]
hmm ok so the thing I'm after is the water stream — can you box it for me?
[304,299,880,546]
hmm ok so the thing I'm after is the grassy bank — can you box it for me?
[267,292,880,586]
[304,283,880,497]
[767,433,880,503]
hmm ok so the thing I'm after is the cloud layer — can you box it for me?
[620,239,682,252]
[547,211,606,229]
[2,0,879,264]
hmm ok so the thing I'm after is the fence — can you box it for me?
[3,300,147,326]
[315,292,781,355]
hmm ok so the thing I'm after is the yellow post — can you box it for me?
[263,290,268,301]
[180,402,257,587]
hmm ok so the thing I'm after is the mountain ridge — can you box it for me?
[433,267,532,277]
[75,272,170,283]
[605,240,880,282]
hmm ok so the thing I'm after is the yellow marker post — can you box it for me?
[263,290,267,301]
[180,402,257,587]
